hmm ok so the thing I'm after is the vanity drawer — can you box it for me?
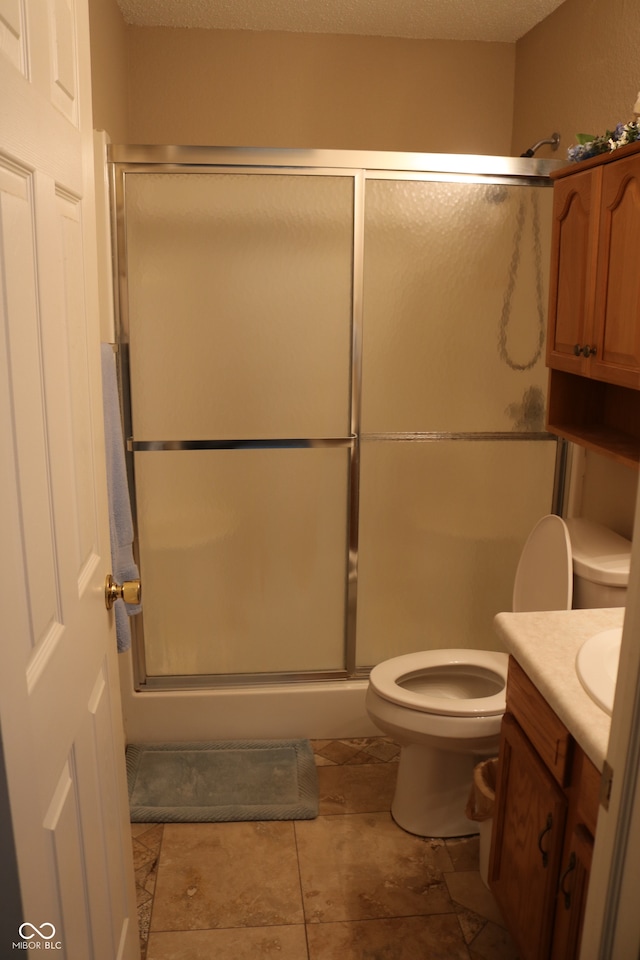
[506,657,572,786]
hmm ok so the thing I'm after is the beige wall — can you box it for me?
[88,0,129,141]
[87,0,640,160]
[513,0,640,158]
[87,0,516,154]
[579,453,639,539]
[125,28,515,153]
[514,0,640,535]
[87,0,638,535]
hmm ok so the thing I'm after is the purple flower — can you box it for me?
[568,144,588,162]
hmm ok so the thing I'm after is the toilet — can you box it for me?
[365,515,632,838]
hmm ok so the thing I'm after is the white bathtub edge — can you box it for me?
[118,652,378,742]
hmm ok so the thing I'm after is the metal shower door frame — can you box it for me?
[107,145,565,691]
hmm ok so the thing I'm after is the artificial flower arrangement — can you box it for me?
[568,120,640,162]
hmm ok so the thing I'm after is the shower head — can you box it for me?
[520,133,561,158]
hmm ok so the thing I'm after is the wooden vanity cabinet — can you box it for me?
[546,142,640,467]
[488,658,600,960]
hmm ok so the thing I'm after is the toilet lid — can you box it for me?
[512,514,573,612]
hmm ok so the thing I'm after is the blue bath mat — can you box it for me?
[126,739,318,823]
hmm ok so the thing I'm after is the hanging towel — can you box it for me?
[101,343,142,652]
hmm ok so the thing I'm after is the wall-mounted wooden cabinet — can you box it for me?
[546,142,640,467]
[489,658,600,960]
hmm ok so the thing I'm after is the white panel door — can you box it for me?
[0,2,138,957]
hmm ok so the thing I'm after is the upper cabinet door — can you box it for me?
[591,153,640,388]
[546,167,600,376]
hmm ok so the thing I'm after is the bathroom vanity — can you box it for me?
[488,607,623,960]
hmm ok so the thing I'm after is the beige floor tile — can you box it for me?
[311,738,400,767]
[133,823,164,850]
[314,754,337,767]
[138,897,153,954]
[150,822,304,931]
[146,926,308,960]
[137,861,160,902]
[456,905,487,943]
[316,763,397,815]
[295,812,454,923]
[343,750,381,765]
[133,836,160,873]
[132,743,505,958]
[133,824,163,956]
[445,835,481,872]
[469,919,519,960]
[314,740,364,765]
[358,739,400,762]
[306,914,471,960]
[445,869,507,928]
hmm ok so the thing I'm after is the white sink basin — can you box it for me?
[575,627,622,715]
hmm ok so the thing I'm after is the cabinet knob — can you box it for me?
[573,343,597,358]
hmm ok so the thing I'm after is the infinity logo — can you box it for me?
[18,923,56,940]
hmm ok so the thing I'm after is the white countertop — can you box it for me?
[493,607,625,772]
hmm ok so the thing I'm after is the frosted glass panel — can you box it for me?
[118,161,560,685]
[361,180,553,433]
[356,439,558,666]
[135,449,349,676]
[125,173,354,440]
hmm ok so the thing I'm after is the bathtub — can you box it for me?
[118,652,378,742]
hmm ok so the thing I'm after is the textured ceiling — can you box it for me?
[116,0,567,43]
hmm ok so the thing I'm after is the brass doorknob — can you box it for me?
[105,574,141,610]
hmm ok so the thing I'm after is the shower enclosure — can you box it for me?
[108,146,564,735]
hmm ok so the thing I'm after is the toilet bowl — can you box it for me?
[366,650,509,837]
[366,515,632,838]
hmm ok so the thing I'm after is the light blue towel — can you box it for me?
[101,343,142,652]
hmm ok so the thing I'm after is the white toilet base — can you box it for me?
[391,742,490,838]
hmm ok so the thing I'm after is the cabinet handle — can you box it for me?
[573,344,582,356]
[538,813,553,868]
[560,851,577,909]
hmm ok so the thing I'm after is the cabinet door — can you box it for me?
[489,714,568,960]
[547,168,600,375]
[591,153,640,388]
[551,824,593,960]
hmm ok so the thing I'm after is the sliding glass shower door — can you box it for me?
[357,178,558,662]
[122,171,356,678]
[111,147,562,688]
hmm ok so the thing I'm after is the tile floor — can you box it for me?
[131,738,518,959]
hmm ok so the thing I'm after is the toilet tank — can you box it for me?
[565,518,632,609]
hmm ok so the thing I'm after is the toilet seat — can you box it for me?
[368,649,508,718]
[512,514,573,612]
